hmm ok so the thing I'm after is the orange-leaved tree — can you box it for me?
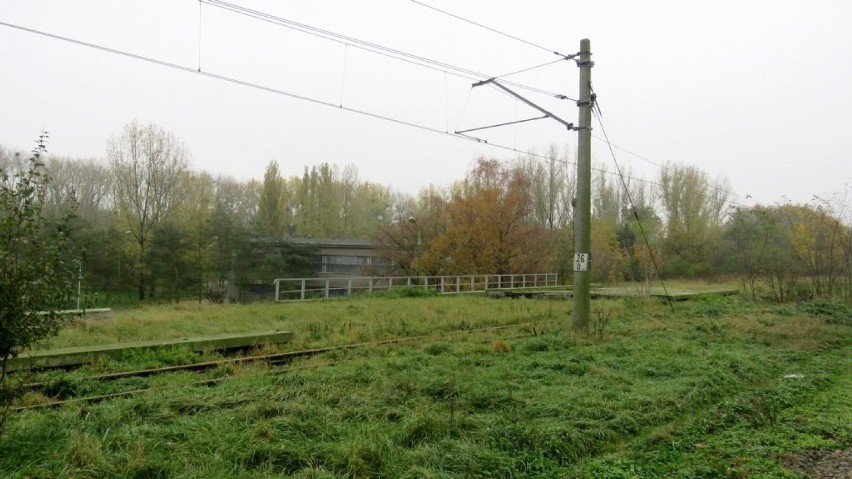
[431,157,548,275]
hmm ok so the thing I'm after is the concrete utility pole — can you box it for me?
[572,38,593,333]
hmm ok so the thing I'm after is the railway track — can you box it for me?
[14,321,549,412]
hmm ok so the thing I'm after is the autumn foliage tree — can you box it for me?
[8,128,851,304]
[430,158,548,275]
[721,200,852,303]
[783,201,847,299]
[374,187,446,276]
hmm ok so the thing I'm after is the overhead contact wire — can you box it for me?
[409,0,574,59]
[593,104,675,313]
[0,20,655,187]
[201,0,569,100]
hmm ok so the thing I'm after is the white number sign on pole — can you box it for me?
[574,253,589,272]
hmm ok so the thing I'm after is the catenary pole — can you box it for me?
[572,38,593,332]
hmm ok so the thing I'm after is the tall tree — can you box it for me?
[348,181,391,238]
[109,121,190,299]
[44,156,113,225]
[592,165,622,225]
[315,163,340,237]
[146,221,193,302]
[617,203,662,291]
[659,163,730,276]
[292,163,344,238]
[722,205,802,302]
[339,164,359,237]
[783,202,846,299]
[257,161,287,239]
[517,144,574,230]
[0,146,26,175]
[171,172,215,301]
[208,176,259,301]
[844,223,852,302]
[374,186,447,276]
[35,156,119,296]
[432,158,547,275]
[294,167,317,236]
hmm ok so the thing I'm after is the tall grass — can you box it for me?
[41,295,568,351]
[2,295,850,478]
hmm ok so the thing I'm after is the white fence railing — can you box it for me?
[272,273,559,301]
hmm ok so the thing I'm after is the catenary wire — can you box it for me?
[494,58,570,80]
[593,107,676,313]
[409,0,574,59]
[197,0,202,71]
[201,0,570,100]
[0,20,656,187]
[587,136,748,210]
[589,84,745,208]
[455,115,548,135]
[0,22,448,131]
[590,135,663,168]
[339,44,349,107]
[4,13,749,207]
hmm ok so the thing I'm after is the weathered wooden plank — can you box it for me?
[488,286,738,301]
[590,288,739,300]
[8,330,293,372]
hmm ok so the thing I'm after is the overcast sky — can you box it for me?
[2,0,850,206]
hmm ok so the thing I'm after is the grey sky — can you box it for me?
[1,0,850,205]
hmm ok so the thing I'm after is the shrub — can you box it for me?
[1,135,76,430]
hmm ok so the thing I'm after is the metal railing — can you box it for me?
[272,273,558,301]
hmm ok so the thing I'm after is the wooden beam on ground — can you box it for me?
[485,286,738,302]
[8,330,293,372]
[590,288,739,300]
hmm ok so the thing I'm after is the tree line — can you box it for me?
[378,152,851,303]
[0,122,394,304]
[2,121,850,305]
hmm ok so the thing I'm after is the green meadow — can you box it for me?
[2,293,850,478]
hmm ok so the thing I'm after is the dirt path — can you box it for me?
[785,448,852,478]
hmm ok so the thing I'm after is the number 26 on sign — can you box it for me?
[574,253,589,272]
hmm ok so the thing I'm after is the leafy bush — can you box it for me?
[802,299,852,325]
[1,135,76,430]
[204,288,227,304]
[367,287,439,299]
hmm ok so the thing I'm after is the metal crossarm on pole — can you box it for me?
[454,115,548,135]
[472,78,575,130]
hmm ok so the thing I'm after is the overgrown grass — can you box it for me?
[42,295,564,352]
[2,295,850,478]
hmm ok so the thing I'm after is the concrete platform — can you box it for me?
[8,330,293,372]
